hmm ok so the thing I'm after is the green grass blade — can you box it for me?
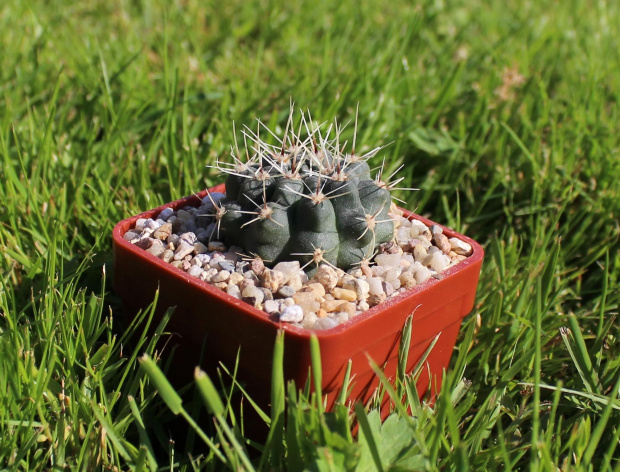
[138,355,183,415]
[354,402,384,472]
[310,334,323,414]
[127,396,158,472]
[582,370,620,465]
[194,367,225,416]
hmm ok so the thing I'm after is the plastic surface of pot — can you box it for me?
[113,184,484,411]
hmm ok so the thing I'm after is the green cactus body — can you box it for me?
[210,113,399,274]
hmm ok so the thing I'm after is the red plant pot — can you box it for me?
[113,184,483,413]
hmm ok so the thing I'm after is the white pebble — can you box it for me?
[375,254,402,268]
[382,281,395,296]
[384,267,402,282]
[272,260,302,283]
[414,266,431,284]
[429,252,450,272]
[409,220,429,237]
[348,268,363,278]
[280,305,303,323]
[449,237,473,255]
[187,266,203,278]
[173,241,194,260]
[301,312,318,329]
[212,270,230,283]
[179,232,197,245]
[367,277,384,296]
[314,317,338,330]
[135,218,147,231]
[204,268,218,282]
[389,277,401,290]
[144,219,160,230]
[263,299,280,314]
[396,226,411,243]
[353,279,370,300]
[226,284,242,299]
[371,265,386,277]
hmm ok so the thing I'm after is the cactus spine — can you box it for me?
[208,109,408,274]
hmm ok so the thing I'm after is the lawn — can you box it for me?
[0,0,618,470]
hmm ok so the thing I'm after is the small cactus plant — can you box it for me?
[207,109,410,274]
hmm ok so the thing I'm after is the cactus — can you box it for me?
[207,109,409,274]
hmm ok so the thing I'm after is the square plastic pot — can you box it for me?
[113,184,484,412]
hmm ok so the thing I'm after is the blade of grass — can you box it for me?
[354,402,384,472]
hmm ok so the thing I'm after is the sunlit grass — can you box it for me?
[0,0,618,469]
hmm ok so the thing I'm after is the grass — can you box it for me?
[0,0,619,469]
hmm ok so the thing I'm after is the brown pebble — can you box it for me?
[293,292,321,313]
[368,293,387,307]
[361,263,374,278]
[229,272,244,285]
[161,249,174,263]
[331,287,357,302]
[293,291,320,304]
[433,233,451,254]
[303,282,326,298]
[260,269,283,292]
[239,279,256,292]
[208,241,227,252]
[153,223,172,240]
[399,272,416,290]
[297,299,321,313]
[313,264,339,291]
[378,241,401,254]
[259,287,274,301]
[343,302,356,316]
[286,274,303,291]
[317,308,328,318]
[194,242,209,254]
[250,258,265,276]
[213,282,228,290]
[322,299,347,313]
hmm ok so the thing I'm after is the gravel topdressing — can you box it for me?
[124,193,473,330]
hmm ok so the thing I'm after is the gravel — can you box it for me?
[126,199,474,330]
